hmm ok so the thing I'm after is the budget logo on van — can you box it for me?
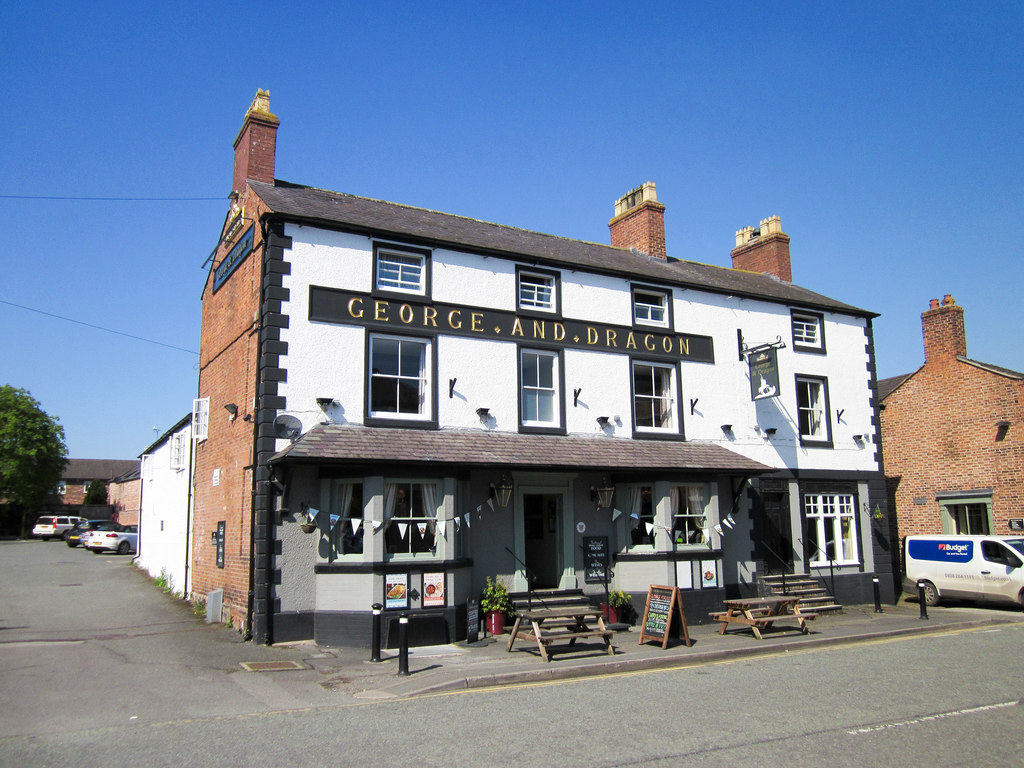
[908,539,974,563]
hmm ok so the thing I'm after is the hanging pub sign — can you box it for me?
[748,346,780,401]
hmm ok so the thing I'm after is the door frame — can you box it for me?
[512,474,576,592]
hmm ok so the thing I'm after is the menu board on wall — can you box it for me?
[384,574,408,610]
[423,572,446,607]
[583,536,609,584]
[637,585,691,649]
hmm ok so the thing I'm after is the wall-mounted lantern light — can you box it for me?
[224,403,238,422]
[476,407,490,421]
[764,427,777,437]
[590,476,615,509]
[720,424,733,434]
[492,474,513,508]
[596,416,610,427]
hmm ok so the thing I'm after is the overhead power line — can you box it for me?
[0,194,224,201]
[1,299,199,355]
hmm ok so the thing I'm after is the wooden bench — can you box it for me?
[506,607,615,662]
[711,597,817,640]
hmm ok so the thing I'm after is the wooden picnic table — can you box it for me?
[506,605,615,662]
[709,597,816,640]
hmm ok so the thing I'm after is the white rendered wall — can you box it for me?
[137,422,192,596]
[276,223,878,475]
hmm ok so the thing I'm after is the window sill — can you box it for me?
[799,438,834,449]
[365,417,438,430]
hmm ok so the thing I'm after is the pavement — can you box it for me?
[255,600,1024,701]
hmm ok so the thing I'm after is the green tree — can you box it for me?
[83,479,108,505]
[0,385,68,537]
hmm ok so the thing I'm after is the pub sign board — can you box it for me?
[748,346,780,401]
[583,536,609,585]
[1009,519,1024,532]
[309,286,715,364]
[213,225,254,293]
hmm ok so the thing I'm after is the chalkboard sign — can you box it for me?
[638,585,691,649]
[583,536,609,584]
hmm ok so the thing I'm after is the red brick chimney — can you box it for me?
[608,182,667,260]
[922,294,966,364]
[730,216,792,282]
[232,89,279,195]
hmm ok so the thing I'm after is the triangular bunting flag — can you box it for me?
[644,522,654,535]
[722,517,734,529]
[611,508,623,522]
[307,507,321,523]
[630,511,640,520]
[714,524,724,535]
[475,504,483,513]
[486,497,495,512]
[371,519,383,532]
[350,518,362,535]
[726,513,736,526]
[454,517,461,531]
[416,522,427,537]
[397,522,409,540]
[329,513,340,529]
[464,514,471,528]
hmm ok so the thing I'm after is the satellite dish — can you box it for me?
[273,414,302,442]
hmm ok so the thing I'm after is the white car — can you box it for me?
[32,515,85,541]
[85,524,138,555]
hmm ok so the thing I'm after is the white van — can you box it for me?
[903,535,1024,608]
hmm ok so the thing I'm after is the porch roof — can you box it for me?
[268,425,772,475]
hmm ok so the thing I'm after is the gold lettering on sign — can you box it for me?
[533,320,546,340]
[554,322,566,341]
[375,300,390,322]
[471,312,484,332]
[662,336,673,353]
[644,334,655,351]
[626,332,638,350]
[399,304,414,324]
[587,327,599,344]
[448,310,462,330]
[347,297,364,319]
[678,337,690,355]
[423,306,438,328]
[606,329,618,348]
[511,318,524,337]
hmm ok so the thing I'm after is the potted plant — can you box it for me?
[299,510,318,534]
[480,576,513,635]
[601,590,632,624]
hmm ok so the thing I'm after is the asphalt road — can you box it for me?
[2,540,1023,767]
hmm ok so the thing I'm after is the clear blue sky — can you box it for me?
[2,1,1021,459]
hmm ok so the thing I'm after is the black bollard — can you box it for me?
[872,578,882,613]
[397,613,410,676]
[917,582,929,620]
[370,603,383,663]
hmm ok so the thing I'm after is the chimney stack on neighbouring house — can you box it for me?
[608,182,667,260]
[232,89,279,195]
[730,216,792,282]
[922,294,966,364]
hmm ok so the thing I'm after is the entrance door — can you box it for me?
[523,493,561,589]
[759,490,794,571]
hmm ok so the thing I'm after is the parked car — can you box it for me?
[66,519,110,548]
[31,515,85,541]
[86,524,137,555]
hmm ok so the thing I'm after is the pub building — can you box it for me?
[191,91,893,647]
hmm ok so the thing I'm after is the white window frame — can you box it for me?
[633,289,669,328]
[376,249,425,295]
[169,433,187,471]
[384,481,440,559]
[368,334,432,421]
[672,484,710,549]
[141,454,154,480]
[192,397,209,441]
[520,349,560,428]
[625,485,656,551]
[327,481,365,560]
[805,493,858,566]
[792,311,824,351]
[796,376,829,443]
[632,361,678,433]
[518,271,557,313]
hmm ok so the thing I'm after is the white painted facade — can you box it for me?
[137,418,192,596]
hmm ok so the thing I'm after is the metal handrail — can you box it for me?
[802,540,838,597]
[757,541,792,593]
[503,547,549,610]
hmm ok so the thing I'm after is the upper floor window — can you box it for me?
[517,269,558,314]
[520,349,560,429]
[169,433,187,471]
[192,397,209,441]
[633,287,670,328]
[791,310,825,353]
[796,375,830,444]
[375,246,428,296]
[632,361,678,434]
[368,335,432,421]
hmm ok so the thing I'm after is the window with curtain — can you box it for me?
[384,482,438,556]
[328,482,364,559]
[805,493,858,565]
[672,486,708,547]
[628,485,655,548]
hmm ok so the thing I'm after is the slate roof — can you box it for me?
[62,459,139,481]
[250,180,873,318]
[879,356,1024,402]
[877,372,916,401]
[269,425,772,475]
